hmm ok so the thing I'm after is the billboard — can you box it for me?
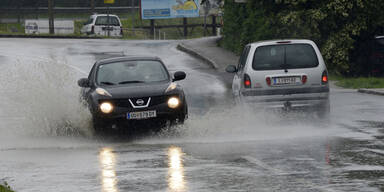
[141,0,200,19]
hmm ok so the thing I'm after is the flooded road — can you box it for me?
[0,38,383,192]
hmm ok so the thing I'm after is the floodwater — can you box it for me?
[0,38,383,192]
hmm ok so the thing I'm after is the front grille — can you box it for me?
[99,95,177,108]
[149,95,168,106]
[112,99,132,108]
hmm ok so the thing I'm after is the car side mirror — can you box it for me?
[173,71,186,82]
[78,78,90,87]
[225,65,238,73]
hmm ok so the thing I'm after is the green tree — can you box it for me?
[222,0,384,76]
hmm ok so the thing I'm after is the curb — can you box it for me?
[0,34,102,39]
[176,43,218,69]
[358,89,384,96]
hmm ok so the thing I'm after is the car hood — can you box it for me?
[103,82,170,98]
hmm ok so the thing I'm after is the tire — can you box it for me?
[92,117,107,134]
[168,105,188,126]
[178,105,188,124]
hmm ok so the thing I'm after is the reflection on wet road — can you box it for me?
[100,148,118,192]
[0,39,383,192]
[168,146,186,192]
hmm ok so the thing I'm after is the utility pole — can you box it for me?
[183,18,188,38]
[48,0,54,34]
[131,0,135,29]
[203,0,210,36]
[91,0,95,13]
[150,19,155,39]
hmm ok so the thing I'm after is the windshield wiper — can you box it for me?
[280,63,290,69]
[118,80,145,84]
[100,81,115,85]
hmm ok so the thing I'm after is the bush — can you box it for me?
[0,182,14,192]
[222,0,384,76]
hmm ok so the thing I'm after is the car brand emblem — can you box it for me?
[136,99,145,106]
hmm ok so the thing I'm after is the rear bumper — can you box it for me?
[238,87,329,109]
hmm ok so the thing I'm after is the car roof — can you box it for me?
[248,39,315,47]
[96,56,162,65]
[91,14,119,18]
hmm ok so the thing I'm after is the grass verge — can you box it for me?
[0,182,14,192]
[330,75,384,89]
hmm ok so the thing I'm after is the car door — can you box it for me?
[233,45,251,97]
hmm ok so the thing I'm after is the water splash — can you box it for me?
[0,57,92,138]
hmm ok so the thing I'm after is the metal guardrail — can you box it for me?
[121,28,150,39]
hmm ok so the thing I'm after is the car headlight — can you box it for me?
[100,102,114,113]
[96,88,112,97]
[167,97,180,109]
[165,83,177,93]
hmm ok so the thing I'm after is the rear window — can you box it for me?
[252,44,319,70]
[95,16,120,26]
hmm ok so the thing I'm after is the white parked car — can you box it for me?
[226,39,330,117]
[81,14,123,37]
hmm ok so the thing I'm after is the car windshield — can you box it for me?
[252,44,319,70]
[95,16,120,26]
[96,60,169,85]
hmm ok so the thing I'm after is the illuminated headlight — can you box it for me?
[167,97,180,109]
[100,102,114,113]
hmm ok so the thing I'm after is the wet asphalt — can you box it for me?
[0,39,383,192]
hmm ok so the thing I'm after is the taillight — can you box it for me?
[302,75,307,84]
[266,77,271,86]
[91,26,95,34]
[321,71,328,84]
[244,74,251,88]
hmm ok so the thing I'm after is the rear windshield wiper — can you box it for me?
[100,81,115,85]
[118,80,145,84]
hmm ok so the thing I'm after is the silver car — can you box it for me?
[226,39,330,117]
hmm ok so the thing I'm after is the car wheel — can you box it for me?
[177,105,188,124]
[92,118,107,134]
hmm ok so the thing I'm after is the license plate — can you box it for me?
[273,76,301,86]
[127,110,156,120]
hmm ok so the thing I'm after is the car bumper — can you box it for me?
[93,102,185,122]
[238,88,329,110]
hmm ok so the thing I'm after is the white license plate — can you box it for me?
[273,76,301,85]
[127,110,157,119]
